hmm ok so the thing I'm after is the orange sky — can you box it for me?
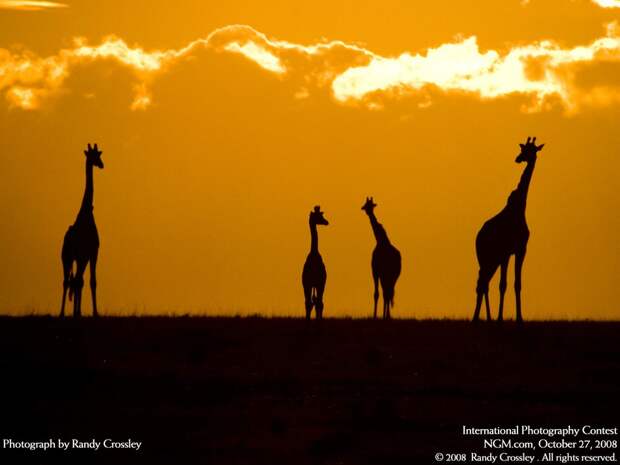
[0,0,619,318]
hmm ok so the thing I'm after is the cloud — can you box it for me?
[591,0,620,7]
[331,23,620,113]
[223,41,285,74]
[524,0,620,7]
[0,24,372,111]
[0,1,67,10]
[0,23,619,113]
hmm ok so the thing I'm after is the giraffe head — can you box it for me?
[84,143,104,169]
[361,196,377,214]
[309,206,329,226]
[516,136,544,163]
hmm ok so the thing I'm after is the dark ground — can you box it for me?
[0,317,618,464]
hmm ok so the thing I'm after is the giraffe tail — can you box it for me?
[68,271,74,301]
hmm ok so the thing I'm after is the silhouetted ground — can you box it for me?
[0,317,618,464]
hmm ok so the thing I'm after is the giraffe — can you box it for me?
[302,206,329,320]
[60,143,104,318]
[362,197,401,320]
[472,137,544,323]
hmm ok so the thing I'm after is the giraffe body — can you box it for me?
[60,144,104,318]
[362,197,401,319]
[302,206,328,319]
[472,137,544,323]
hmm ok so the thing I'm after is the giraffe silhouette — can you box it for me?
[60,143,104,318]
[302,206,329,320]
[472,137,544,323]
[362,197,401,319]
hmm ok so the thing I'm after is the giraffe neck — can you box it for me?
[513,158,536,214]
[367,211,390,245]
[309,221,319,254]
[78,161,95,217]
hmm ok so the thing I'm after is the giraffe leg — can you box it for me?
[60,285,67,318]
[497,258,509,322]
[303,285,313,320]
[73,276,83,318]
[73,261,87,318]
[473,267,492,322]
[373,275,379,320]
[379,279,386,320]
[315,284,325,320]
[472,292,483,323]
[60,285,68,317]
[60,230,73,318]
[71,275,78,317]
[60,263,71,318]
[484,292,491,321]
[90,251,99,317]
[514,249,526,324]
[383,282,394,320]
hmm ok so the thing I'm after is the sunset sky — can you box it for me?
[1,0,618,318]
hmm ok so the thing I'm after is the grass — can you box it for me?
[0,317,618,464]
